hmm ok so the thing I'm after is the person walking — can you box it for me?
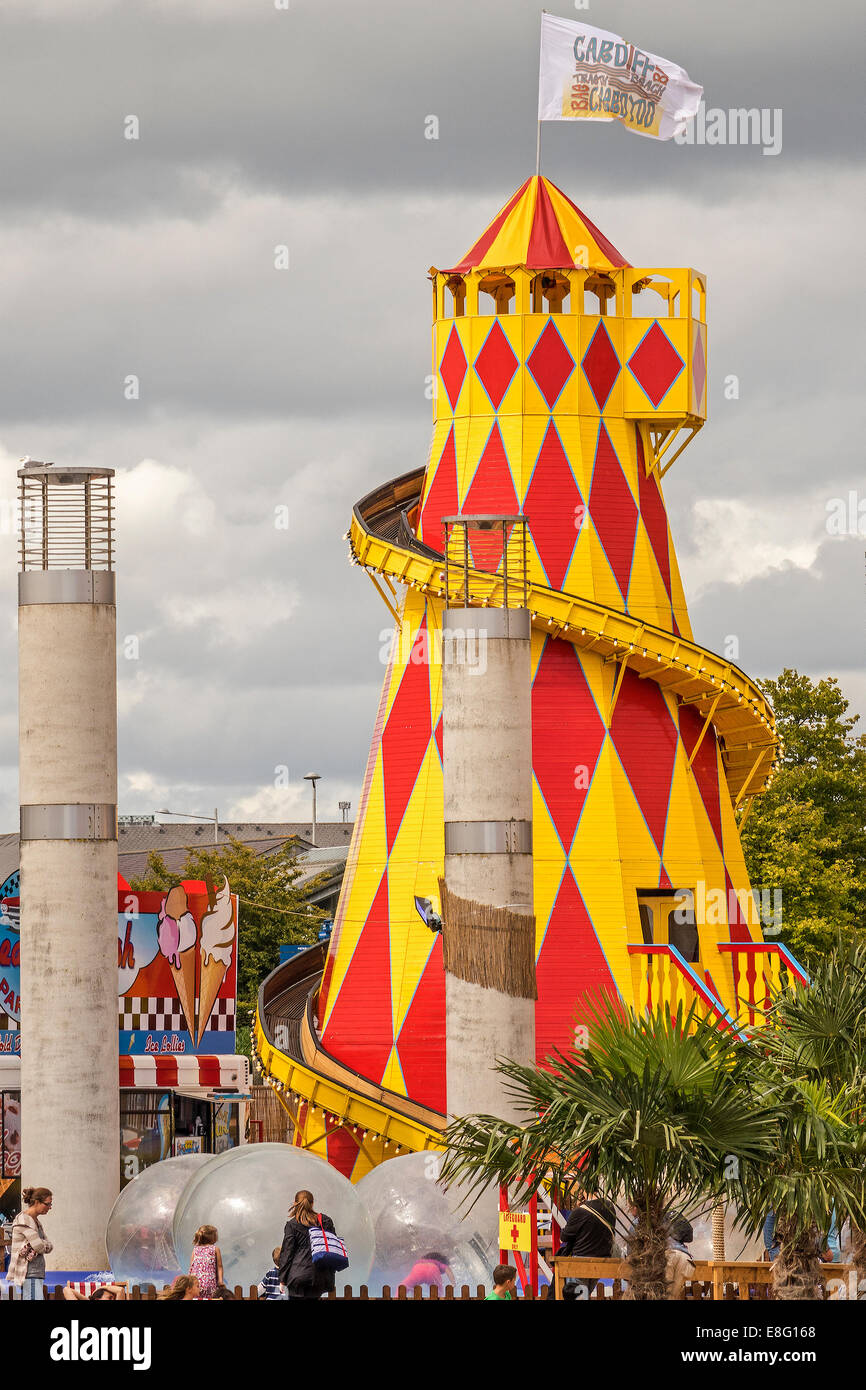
[277,1190,339,1301]
[8,1186,53,1301]
[665,1215,696,1299]
[189,1224,223,1299]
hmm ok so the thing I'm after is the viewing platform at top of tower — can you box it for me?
[428,176,706,466]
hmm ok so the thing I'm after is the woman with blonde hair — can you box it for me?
[9,1187,53,1301]
[277,1190,339,1300]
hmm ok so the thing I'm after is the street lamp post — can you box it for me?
[303,774,321,848]
[156,807,220,844]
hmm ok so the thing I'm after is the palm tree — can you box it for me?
[755,935,866,1289]
[732,1070,866,1299]
[440,997,777,1299]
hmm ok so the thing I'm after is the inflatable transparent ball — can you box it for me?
[173,1143,374,1293]
[355,1150,497,1295]
[106,1155,217,1288]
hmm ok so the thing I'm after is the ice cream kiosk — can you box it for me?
[0,870,250,1221]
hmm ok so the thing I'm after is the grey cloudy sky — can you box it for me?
[0,0,862,829]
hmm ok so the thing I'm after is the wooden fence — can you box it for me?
[553,1258,855,1301]
[0,1260,857,1301]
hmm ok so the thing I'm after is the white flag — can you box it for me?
[538,13,702,140]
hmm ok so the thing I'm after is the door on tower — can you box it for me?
[637,890,699,965]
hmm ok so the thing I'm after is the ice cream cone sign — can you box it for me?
[157,885,198,1039]
[197,875,235,1044]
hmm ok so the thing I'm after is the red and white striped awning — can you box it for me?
[119,1055,249,1091]
[1,1055,249,1092]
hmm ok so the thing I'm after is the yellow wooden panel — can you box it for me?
[320,752,389,1030]
[667,535,694,641]
[388,739,445,1036]
[532,780,567,957]
[627,521,678,629]
[468,314,524,417]
[690,320,707,419]
[380,1043,408,1097]
[582,515,626,612]
[623,318,691,418]
[604,418,640,506]
[435,317,472,420]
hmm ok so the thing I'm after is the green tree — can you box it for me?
[759,936,866,1284]
[129,837,322,1017]
[735,1070,865,1300]
[740,670,866,964]
[440,998,777,1299]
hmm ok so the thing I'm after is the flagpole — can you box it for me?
[536,9,545,176]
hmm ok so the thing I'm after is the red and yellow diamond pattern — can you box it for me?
[314,180,764,1179]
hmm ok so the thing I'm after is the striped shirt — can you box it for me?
[258,1268,283,1300]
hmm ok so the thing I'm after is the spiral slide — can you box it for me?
[254,178,802,1182]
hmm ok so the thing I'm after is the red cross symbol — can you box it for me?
[511,1224,520,1244]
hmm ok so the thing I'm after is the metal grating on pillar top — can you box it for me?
[18,461,115,572]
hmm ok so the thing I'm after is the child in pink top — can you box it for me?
[189,1225,224,1298]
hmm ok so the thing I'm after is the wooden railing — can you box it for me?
[717,943,810,1028]
[1,1261,850,1301]
[554,1258,854,1301]
[627,944,744,1035]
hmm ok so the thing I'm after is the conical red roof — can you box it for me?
[443,175,629,274]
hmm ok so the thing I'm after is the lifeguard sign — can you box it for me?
[499,1189,539,1297]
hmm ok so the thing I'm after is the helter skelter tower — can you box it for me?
[255,177,805,1181]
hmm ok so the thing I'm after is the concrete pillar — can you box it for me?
[441,607,536,1125]
[18,464,119,1270]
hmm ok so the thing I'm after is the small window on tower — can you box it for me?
[669,890,699,963]
[636,890,700,966]
[478,273,514,316]
[541,273,569,315]
[630,277,674,319]
[444,276,466,318]
[583,275,614,316]
[638,903,654,944]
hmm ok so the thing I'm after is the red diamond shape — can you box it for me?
[381,620,433,852]
[628,322,684,408]
[524,422,582,591]
[395,936,446,1113]
[320,872,393,1086]
[581,320,620,410]
[439,326,467,410]
[636,431,672,599]
[589,423,637,601]
[609,667,677,855]
[474,320,518,409]
[532,639,605,855]
[534,869,617,1063]
[527,320,574,409]
[462,423,518,571]
[418,426,458,554]
[692,330,706,409]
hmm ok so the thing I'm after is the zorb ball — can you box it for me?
[173,1143,374,1293]
[355,1150,496,1295]
[106,1155,217,1288]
